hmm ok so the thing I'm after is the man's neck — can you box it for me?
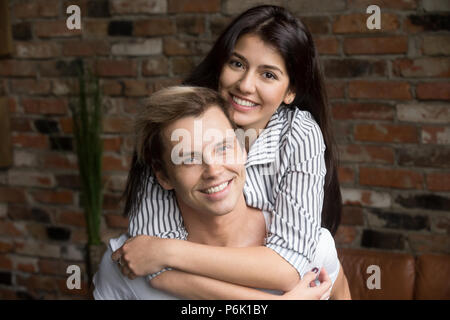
[177,194,266,247]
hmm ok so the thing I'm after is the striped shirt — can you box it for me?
[128,106,326,276]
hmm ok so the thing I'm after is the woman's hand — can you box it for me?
[111,235,169,279]
[282,268,332,300]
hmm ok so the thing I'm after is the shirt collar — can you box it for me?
[245,108,284,167]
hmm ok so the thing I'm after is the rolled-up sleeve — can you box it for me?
[265,117,326,277]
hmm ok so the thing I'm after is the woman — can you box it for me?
[114,5,346,299]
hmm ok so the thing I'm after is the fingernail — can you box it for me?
[311,267,319,273]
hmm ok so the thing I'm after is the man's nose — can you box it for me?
[237,71,256,94]
[202,156,225,178]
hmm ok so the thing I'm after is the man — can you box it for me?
[93,86,349,300]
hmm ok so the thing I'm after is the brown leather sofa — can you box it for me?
[337,248,450,299]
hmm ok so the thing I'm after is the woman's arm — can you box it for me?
[113,235,300,292]
[330,263,351,300]
[150,268,332,300]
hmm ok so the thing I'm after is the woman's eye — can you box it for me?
[263,72,276,80]
[229,60,243,69]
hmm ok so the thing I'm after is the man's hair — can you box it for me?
[124,86,234,218]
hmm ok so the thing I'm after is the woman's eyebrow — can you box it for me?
[231,52,284,75]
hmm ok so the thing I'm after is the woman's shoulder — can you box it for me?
[278,106,324,144]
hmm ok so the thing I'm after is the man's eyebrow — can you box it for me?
[231,52,284,75]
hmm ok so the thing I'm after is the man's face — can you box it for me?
[156,106,247,218]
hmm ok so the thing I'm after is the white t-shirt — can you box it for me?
[93,225,340,300]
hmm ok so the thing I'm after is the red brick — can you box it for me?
[35,20,82,38]
[172,56,196,75]
[0,254,13,270]
[123,80,151,97]
[105,214,129,228]
[168,0,220,13]
[102,155,129,171]
[360,167,423,189]
[355,124,418,143]
[0,60,36,77]
[110,0,166,14]
[42,153,78,170]
[338,166,355,184]
[10,118,32,132]
[341,206,364,226]
[333,13,399,34]
[8,171,54,188]
[59,118,73,134]
[134,18,176,36]
[101,80,123,96]
[335,225,358,245]
[103,117,133,133]
[421,35,450,56]
[349,81,411,100]
[426,172,450,192]
[338,144,395,164]
[15,42,61,58]
[0,240,14,253]
[408,233,450,254]
[142,56,169,76]
[84,20,109,37]
[397,103,450,124]
[332,102,394,120]
[347,0,417,10]
[52,79,79,96]
[57,210,86,228]
[325,81,346,99]
[344,36,408,54]
[416,82,450,100]
[393,58,450,78]
[13,0,60,18]
[315,37,339,55]
[0,220,24,236]
[176,16,205,35]
[10,79,51,95]
[103,137,122,152]
[163,37,194,56]
[421,126,450,144]
[12,133,48,149]
[22,99,68,115]
[14,256,38,273]
[17,274,58,292]
[95,60,137,77]
[32,190,74,205]
[62,41,110,57]
[151,77,183,91]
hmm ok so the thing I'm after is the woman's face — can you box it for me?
[218,33,295,132]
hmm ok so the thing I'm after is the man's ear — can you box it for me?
[283,89,296,105]
[154,169,174,191]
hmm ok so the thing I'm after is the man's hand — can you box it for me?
[111,235,167,279]
[282,268,332,300]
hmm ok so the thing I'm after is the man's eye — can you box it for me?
[183,157,201,164]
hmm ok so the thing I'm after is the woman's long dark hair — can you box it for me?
[183,5,342,235]
[124,5,341,236]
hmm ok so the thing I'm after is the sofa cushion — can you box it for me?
[414,254,450,300]
[337,248,415,300]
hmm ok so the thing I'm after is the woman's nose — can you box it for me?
[237,72,256,94]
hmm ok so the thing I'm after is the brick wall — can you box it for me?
[0,0,448,299]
